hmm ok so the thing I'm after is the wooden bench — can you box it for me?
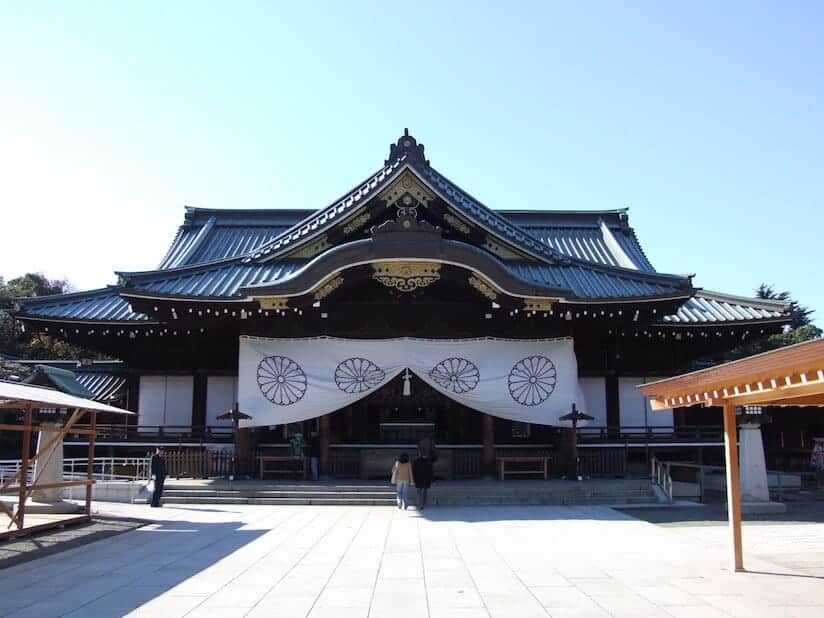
[497,456,548,481]
[258,456,307,480]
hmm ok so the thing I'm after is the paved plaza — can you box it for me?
[1,502,822,618]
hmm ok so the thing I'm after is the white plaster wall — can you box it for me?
[579,378,607,427]
[138,376,166,429]
[138,375,193,429]
[206,376,237,427]
[619,377,673,430]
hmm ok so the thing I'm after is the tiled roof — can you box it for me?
[17,289,149,322]
[125,261,306,298]
[24,365,94,398]
[662,292,788,325]
[158,208,304,269]
[249,157,409,260]
[11,133,790,328]
[158,206,656,273]
[505,261,687,300]
[76,372,127,403]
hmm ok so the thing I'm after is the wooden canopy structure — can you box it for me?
[640,337,824,571]
[0,380,132,539]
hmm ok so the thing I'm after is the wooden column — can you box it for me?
[482,414,495,476]
[85,411,97,515]
[605,376,620,438]
[192,374,208,431]
[723,402,744,572]
[235,427,252,477]
[319,414,331,477]
[17,405,33,530]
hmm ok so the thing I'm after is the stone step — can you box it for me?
[152,495,658,507]
[163,490,396,500]
[153,490,658,507]
[157,494,395,506]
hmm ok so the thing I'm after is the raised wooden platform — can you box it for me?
[0,512,90,541]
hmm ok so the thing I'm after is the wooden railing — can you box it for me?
[161,450,234,479]
[452,448,483,478]
[649,457,816,503]
[650,457,674,502]
[577,425,723,443]
[68,424,234,443]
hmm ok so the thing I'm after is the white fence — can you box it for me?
[0,459,36,485]
[0,457,151,483]
[63,457,151,481]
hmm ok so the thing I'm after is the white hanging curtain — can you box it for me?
[238,336,581,427]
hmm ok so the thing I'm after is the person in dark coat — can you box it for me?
[150,448,167,507]
[308,431,320,481]
[412,455,434,510]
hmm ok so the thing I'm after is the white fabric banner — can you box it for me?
[238,336,582,428]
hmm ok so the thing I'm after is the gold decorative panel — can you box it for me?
[258,297,289,310]
[468,275,498,301]
[372,261,441,293]
[314,276,344,301]
[342,212,370,235]
[288,235,330,258]
[483,237,523,260]
[524,298,554,311]
[378,170,436,207]
[444,213,471,235]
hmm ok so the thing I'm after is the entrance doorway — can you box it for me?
[328,372,483,445]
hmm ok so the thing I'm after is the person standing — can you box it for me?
[308,431,320,481]
[391,452,414,510]
[150,448,167,508]
[412,454,434,510]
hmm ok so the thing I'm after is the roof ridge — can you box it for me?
[15,286,125,307]
[694,289,791,310]
[117,255,249,281]
[410,162,568,264]
[248,157,408,261]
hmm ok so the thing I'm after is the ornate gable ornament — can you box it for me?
[378,169,436,211]
[385,128,429,166]
[372,261,441,293]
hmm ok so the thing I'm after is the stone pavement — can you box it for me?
[0,502,822,617]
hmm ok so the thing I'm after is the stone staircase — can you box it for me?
[149,479,662,507]
[430,479,660,506]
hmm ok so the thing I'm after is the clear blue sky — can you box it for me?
[2,2,822,323]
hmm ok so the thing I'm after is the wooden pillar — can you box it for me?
[723,402,744,572]
[192,374,208,431]
[482,414,495,476]
[235,427,252,477]
[605,376,620,438]
[85,411,97,515]
[126,374,140,413]
[18,404,33,530]
[319,414,331,476]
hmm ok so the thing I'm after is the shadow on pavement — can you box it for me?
[617,501,824,526]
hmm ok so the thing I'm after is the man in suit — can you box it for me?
[412,454,434,511]
[308,431,320,481]
[150,448,167,507]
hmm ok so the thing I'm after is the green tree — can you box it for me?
[722,284,821,362]
[0,273,69,300]
[755,283,817,330]
[0,273,96,361]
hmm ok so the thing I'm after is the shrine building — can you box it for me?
[13,131,792,478]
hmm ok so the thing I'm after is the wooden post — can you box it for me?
[482,414,495,476]
[17,405,33,530]
[319,414,330,477]
[85,411,97,515]
[723,402,744,572]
